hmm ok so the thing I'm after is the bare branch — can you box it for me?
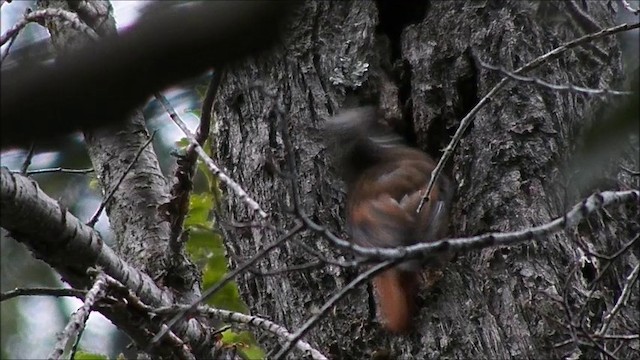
[273,260,397,359]
[249,260,323,276]
[0,8,98,45]
[19,143,35,175]
[618,0,640,14]
[151,222,304,345]
[48,272,108,360]
[156,92,268,220]
[11,167,95,175]
[566,0,604,33]
[477,58,633,97]
[86,131,156,227]
[1,287,86,301]
[166,70,224,256]
[292,239,363,268]
[620,166,640,176]
[0,167,214,358]
[155,305,329,360]
[596,263,640,336]
[314,190,639,261]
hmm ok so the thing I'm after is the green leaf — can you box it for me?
[182,84,263,359]
[73,351,109,360]
[222,330,266,360]
[186,108,203,119]
[175,137,190,148]
[185,193,214,228]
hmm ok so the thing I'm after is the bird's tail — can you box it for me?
[372,268,419,333]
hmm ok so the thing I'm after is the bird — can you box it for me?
[324,106,454,333]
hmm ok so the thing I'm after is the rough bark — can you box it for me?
[214,1,638,359]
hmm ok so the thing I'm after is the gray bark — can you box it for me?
[214,1,638,359]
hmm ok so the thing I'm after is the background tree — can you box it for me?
[1,1,638,359]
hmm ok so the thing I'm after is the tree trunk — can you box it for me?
[214,1,638,359]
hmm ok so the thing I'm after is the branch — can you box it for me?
[11,167,95,175]
[48,272,108,360]
[477,58,633,97]
[86,132,155,227]
[1,287,86,301]
[151,223,304,345]
[618,0,640,14]
[166,70,223,253]
[311,190,639,261]
[0,167,212,358]
[155,92,268,220]
[273,260,397,359]
[0,8,98,45]
[1,1,298,147]
[596,263,640,336]
[155,305,328,360]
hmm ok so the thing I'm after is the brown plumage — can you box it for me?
[325,106,453,333]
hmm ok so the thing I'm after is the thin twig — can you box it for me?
[155,92,268,220]
[587,233,639,261]
[478,59,633,96]
[20,143,35,175]
[48,272,108,360]
[563,263,582,347]
[167,70,224,252]
[292,239,363,268]
[12,167,95,175]
[249,260,323,276]
[596,263,640,336]
[154,305,328,360]
[416,21,640,214]
[273,260,397,359]
[1,287,86,302]
[581,323,621,360]
[150,223,304,345]
[97,273,196,360]
[566,0,603,33]
[86,132,156,227]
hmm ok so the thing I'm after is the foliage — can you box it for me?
[182,138,264,359]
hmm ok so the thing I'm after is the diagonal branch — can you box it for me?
[1,2,298,147]
[151,222,304,345]
[273,260,397,359]
[86,131,156,227]
[166,70,223,254]
[0,167,211,358]
[48,272,109,360]
[156,91,268,220]
[154,305,328,360]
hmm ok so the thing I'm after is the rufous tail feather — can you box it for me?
[372,268,418,333]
